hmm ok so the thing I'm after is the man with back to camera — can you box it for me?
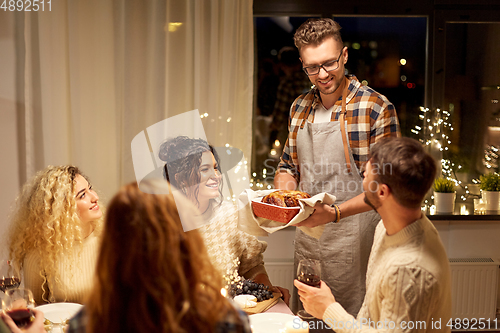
[294,136,452,332]
[274,18,400,316]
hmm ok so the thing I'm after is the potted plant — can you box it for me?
[433,177,456,213]
[479,173,500,211]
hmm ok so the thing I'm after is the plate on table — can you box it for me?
[36,302,82,332]
[249,313,304,333]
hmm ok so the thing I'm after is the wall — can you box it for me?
[0,12,20,257]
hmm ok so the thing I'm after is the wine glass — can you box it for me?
[0,260,21,293]
[296,259,321,320]
[3,288,35,328]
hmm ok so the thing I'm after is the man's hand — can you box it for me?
[295,202,336,228]
[294,279,336,319]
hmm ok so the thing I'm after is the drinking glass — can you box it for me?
[296,259,321,320]
[3,288,35,328]
[0,260,21,293]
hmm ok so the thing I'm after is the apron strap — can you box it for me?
[340,77,351,174]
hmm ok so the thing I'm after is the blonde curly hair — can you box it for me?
[7,165,103,302]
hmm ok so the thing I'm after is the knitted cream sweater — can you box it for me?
[23,232,99,305]
[323,215,451,332]
[198,201,268,280]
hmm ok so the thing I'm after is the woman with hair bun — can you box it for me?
[158,136,290,303]
[7,165,103,304]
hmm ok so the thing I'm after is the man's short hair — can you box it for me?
[369,137,437,209]
[293,18,343,53]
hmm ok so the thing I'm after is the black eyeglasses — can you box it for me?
[302,50,343,76]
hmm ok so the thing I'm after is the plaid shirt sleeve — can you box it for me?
[343,80,401,172]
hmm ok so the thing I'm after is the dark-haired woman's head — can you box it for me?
[158,136,223,209]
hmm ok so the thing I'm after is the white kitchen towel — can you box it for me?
[237,189,336,239]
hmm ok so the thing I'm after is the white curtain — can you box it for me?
[20,0,254,202]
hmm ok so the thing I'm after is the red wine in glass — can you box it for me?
[296,259,321,320]
[6,309,33,328]
[298,273,321,288]
[0,277,21,292]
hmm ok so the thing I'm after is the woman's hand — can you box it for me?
[269,286,291,306]
[294,279,336,319]
[0,308,46,333]
[253,273,291,306]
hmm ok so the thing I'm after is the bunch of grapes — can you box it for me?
[231,279,274,302]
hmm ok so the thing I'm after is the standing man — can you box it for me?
[295,137,451,331]
[274,18,400,316]
[271,46,311,157]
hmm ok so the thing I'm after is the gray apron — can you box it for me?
[292,114,379,318]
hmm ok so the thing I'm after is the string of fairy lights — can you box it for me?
[412,107,482,208]
[484,145,500,170]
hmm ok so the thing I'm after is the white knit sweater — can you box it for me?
[23,232,99,305]
[198,201,268,280]
[322,215,451,332]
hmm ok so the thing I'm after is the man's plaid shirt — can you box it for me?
[277,75,401,182]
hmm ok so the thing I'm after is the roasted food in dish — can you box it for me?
[262,190,311,207]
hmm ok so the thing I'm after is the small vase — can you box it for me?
[434,191,456,213]
[482,191,500,212]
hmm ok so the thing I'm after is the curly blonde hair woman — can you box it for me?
[7,165,103,304]
[67,180,251,333]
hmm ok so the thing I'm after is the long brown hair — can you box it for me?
[85,180,236,333]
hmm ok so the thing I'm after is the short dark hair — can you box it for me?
[368,137,436,209]
[293,18,343,53]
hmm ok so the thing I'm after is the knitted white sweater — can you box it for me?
[198,201,268,280]
[23,232,99,305]
[323,215,451,332]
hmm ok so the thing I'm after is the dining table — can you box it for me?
[248,299,303,333]
[262,298,293,315]
[252,300,331,333]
